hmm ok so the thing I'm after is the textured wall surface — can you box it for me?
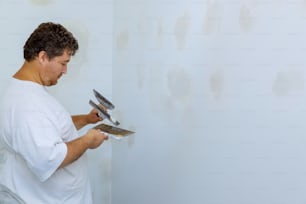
[0,1,113,204]
[112,1,306,204]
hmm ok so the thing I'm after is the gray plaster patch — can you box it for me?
[272,70,304,97]
[202,1,221,34]
[210,70,224,100]
[174,12,190,49]
[239,4,255,32]
[116,30,129,51]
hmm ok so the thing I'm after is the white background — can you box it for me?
[2,0,306,204]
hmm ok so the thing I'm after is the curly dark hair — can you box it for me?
[23,22,79,61]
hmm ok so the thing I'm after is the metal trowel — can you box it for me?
[89,89,120,126]
[89,89,135,139]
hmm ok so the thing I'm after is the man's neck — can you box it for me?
[13,61,42,85]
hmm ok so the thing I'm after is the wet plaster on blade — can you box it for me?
[272,70,304,97]
[210,70,224,100]
[174,12,190,49]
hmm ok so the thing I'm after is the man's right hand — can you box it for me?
[85,129,108,149]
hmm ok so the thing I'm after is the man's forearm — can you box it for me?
[58,136,89,169]
[72,115,88,130]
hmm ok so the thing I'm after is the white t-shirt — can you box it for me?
[0,78,92,204]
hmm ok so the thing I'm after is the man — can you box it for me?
[0,22,108,203]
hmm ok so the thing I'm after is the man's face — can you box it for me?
[40,50,71,86]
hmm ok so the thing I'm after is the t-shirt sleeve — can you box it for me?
[13,110,68,182]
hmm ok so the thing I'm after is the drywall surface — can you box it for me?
[111,1,306,204]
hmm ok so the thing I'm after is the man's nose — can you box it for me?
[62,66,67,74]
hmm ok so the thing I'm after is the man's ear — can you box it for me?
[37,51,49,64]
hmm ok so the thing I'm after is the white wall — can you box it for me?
[0,1,113,204]
[111,1,306,204]
[3,1,306,204]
